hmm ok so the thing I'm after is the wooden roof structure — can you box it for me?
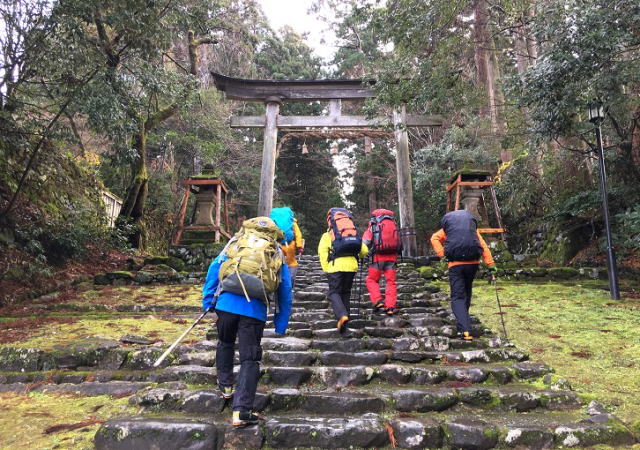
[211,72,376,101]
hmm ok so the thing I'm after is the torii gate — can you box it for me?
[211,72,442,256]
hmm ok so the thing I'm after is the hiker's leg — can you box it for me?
[340,271,356,316]
[463,264,479,311]
[288,265,299,289]
[383,262,397,308]
[366,264,383,304]
[327,272,348,319]
[215,310,239,389]
[448,265,472,333]
[232,315,265,413]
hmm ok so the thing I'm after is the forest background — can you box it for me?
[1,0,639,301]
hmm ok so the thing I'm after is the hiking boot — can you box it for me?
[386,307,397,316]
[337,315,349,332]
[219,384,234,399]
[463,331,474,341]
[373,300,385,312]
[232,411,260,428]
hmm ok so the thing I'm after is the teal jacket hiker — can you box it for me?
[201,254,292,334]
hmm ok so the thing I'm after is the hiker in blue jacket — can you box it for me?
[202,251,292,428]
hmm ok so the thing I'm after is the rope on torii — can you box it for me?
[276,128,394,153]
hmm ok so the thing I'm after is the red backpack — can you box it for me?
[369,209,402,255]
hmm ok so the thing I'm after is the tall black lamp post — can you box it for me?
[588,101,620,299]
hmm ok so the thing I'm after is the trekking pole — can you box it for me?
[355,258,362,318]
[492,276,509,341]
[153,310,210,367]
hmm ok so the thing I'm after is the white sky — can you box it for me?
[257,0,338,62]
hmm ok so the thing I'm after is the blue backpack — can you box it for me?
[270,207,295,244]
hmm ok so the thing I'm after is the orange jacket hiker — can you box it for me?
[430,229,495,268]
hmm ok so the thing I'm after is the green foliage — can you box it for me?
[614,206,640,253]
[275,142,344,252]
[348,144,397,223]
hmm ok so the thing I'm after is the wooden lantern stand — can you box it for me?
[172,178,231,245]
[446,172,505,236]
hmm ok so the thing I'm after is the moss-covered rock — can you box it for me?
[94,273,110,285]
[143,256,185,271]
[418,266,435,279]
[490,240,514,263]
[528,267,548,277]
[180,229,217,244]
[105,271,135,281]
[547,267,579,280]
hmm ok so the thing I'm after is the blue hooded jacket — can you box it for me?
[201,254,292,334]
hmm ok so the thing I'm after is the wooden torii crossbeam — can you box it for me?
[211,72,443,256]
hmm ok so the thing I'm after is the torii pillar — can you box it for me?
[394,106,417,256]
[258,96,281,217]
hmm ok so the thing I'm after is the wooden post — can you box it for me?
[364,137,377,212]
[394,106,417,257]
[215,185,222,243]
[258,97,280,217]
[173,188,191,245]
[224,191,229,235]
[489,182,506,241]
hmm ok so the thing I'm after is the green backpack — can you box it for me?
[218,217,284,302]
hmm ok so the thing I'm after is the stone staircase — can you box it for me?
[1,256,636,448]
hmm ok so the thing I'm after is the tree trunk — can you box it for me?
[473,0,501,136]
[116,33,215,248]
[120,122,149,249]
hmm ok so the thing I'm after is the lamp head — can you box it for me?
[588,100,605,124]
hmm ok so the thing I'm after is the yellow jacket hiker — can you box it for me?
[282,220,304,267]
[318,231,368,273]
[318,229,368,333]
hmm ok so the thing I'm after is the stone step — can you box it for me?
[95,417,225,450]
[265,414,390,448]
[390,410,637,450]
[0,322,509,372]
[94,411,636,449]
[261,362,551,388]
[132,384,577,415]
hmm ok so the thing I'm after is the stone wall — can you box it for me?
[416,264,635,282]
[168,243,224,272]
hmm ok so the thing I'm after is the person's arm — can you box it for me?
[202,255,224,311]
[359,242,369,259]
[274,264,293,334]
[318,232,330,272]
[430,229,446,257]
[476,232,495,267]
[362,226,372,247]
[294,221,303,249]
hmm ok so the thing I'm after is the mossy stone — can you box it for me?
[181,229,218,244]
[528,268,548,277]
[105,271,134,280]
[144,256,185,272]
[547,267,579,280]
[94,273,110,285]
[418,266,435,279]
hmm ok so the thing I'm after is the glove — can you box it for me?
[298,247,304,256]
[202,296,217,312]
[488,266,498,276]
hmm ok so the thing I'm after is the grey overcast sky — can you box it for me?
[256,0,338,62]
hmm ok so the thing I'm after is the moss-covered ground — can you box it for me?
[433,279,640,423]
[0,392,137,449]
[57,284,201,309]
[1,315,211,349]
[0,284,209,348]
